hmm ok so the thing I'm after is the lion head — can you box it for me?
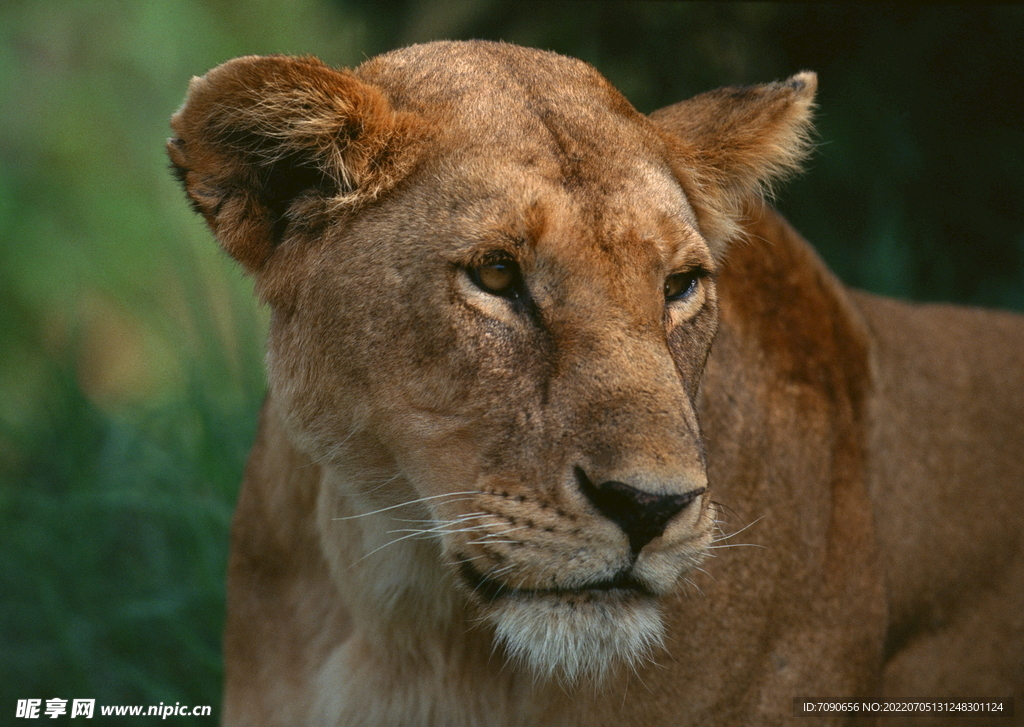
[169,41,815,683]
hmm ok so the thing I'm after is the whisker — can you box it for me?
[693,566,716,582]
[712,515,765,543]
[484,564,519,579]
[390,511,491,527]
[478,525,530,539]
[708,499,746,527]
[386,523,494,539]
[465,539,519,546]
[352,508,505,563]
[332,492,481,521]
[354,528,443,563]
[359,472,406,496]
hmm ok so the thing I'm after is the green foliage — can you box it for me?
[2,0,1021,718]
[0,364,251,709]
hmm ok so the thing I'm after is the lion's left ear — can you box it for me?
[650,72,816,254]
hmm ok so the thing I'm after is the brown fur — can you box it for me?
[168,41,1024,726]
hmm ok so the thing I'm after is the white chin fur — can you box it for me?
[491,594,665,683]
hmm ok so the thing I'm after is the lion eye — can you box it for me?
[664,271,700,302]
[470,258,522,298]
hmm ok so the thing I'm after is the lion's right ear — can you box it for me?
[167,55,421,275]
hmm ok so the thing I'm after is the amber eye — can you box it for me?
[469,257,522,298]
[664,271,700,302]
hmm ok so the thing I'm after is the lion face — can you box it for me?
[169,41,815,681]
[271,134,718,681]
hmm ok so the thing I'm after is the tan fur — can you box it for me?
[168,41,1024,726]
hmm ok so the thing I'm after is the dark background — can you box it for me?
[2,1,1022,717]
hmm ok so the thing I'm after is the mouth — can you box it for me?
[458,561,655,603]
[460,559,667,682]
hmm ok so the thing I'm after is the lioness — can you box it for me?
[168,41,1024,726]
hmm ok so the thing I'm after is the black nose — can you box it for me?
[575,467,705,554]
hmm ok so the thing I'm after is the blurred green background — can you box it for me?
[2,0,1022,718]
